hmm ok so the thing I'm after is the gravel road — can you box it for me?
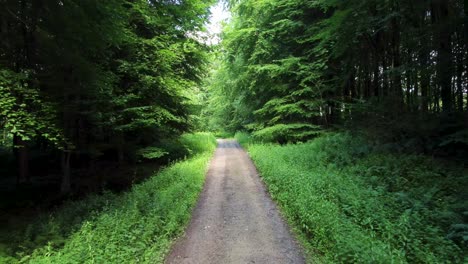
[165,139,305,264]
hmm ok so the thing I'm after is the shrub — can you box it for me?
[234,131,253,146]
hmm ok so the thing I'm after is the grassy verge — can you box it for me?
[0,133,216,264]
[242,133,466,263]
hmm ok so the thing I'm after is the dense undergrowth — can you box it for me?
[0,133,216,264]
[237,132,467,263]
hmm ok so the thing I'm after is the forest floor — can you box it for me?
[166,139,305,264]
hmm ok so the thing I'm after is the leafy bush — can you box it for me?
[1,133,217,263]
[179,133,217,156]
[154,132,217,163]
[246,133,467,263]
[213,131,234,139]
[136,147,169,161]
[251,124,323,143]
[234,131,253,146]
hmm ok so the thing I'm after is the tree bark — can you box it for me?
[117,131,125,165]
[61,65,74,195]
[413,70,419,112]
[456,34,464,112]
[60,150,72,195]
[433,0,453,112]
[418,31,430,113]
[406,70,412,109]
[382,49,389,97]
[14,135,29,185]
[391,4,403,101]
[373,54,380,97]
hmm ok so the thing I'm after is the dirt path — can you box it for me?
[166,139,305,264]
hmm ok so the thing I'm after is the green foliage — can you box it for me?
[0,70,65,146]
[179,133,217,156]
[198,52,252,133]
[234,131,253,146]
[213,131,235,139]
[0,0,216,183]
[251,123,322,143]
[246,133,467,263]
[439,129,468,147]
[203,0,341,139]
[207,0,467,146]
[0,133,217,263]
[136,147,168,161]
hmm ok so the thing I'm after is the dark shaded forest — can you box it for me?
[0,1,215,261]
[0,0,467,263]
[0,0,214,193]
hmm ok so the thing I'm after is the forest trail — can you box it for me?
[166,139,305,264]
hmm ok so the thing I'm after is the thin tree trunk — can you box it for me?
[456,38,464,111]
[117,132,125,165]
[14,135,29,185]
[433,0,453,112]
[363,51,371,98]
[382,50,389,97]
[391,4,403,102]
[373,55,380,97]
[435,85,441,112]
[61,66,73,195]
[413,70,419,112]
[351,66,358,98]
[60,150,72,195]
[419,48,430,113]
[406,70,412,110]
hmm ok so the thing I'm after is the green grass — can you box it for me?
[244,133,467,263]
[0,133,216,264]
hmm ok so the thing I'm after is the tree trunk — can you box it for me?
[350,66,357,98]
[363,51,371,98]
[382,51,389,97]
[391,5,403,101]
[345,69,356,120]
[60,150,72,195]
[117,132,125,165]
[419,43,430,113]
[373,55,380,97]
[61,63,74,195]
[456,35,464,111]
[433,0,453,112]
[14,135,29,185]
[356,67,362,99]
[406,70,411,110]
[413,70,419,112]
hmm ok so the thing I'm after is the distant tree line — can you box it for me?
[205,0,467,148]
[0,0,214,193]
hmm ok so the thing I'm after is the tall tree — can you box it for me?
[209,0,467,143]
[0,0,215,193]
